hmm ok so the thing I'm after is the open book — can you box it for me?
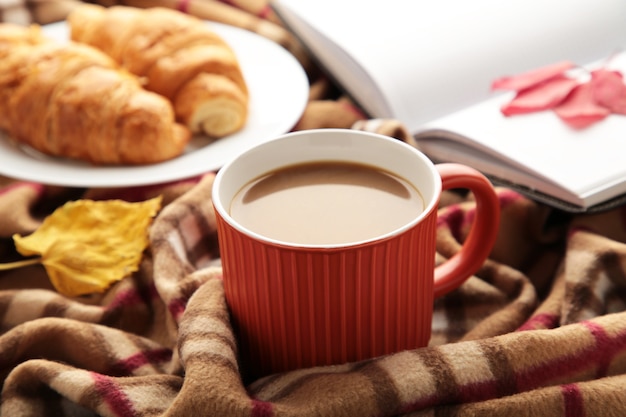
[271,0,626,212]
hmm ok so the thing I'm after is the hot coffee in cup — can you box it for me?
[230,161,424,245]
[213,128,500,379]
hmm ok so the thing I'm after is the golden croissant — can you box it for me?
[0,23,191,165]
[68,4,249,138]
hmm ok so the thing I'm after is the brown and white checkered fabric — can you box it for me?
[3,1,626,415]
[4,166,626,416]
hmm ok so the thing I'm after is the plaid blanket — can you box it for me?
[2,1,626,416]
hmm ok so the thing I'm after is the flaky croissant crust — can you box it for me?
[68,5,250,138]
[0,24,190,165]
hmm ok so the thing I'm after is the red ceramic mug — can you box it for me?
[213,129,500,379]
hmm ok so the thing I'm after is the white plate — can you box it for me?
[0,21,308,187]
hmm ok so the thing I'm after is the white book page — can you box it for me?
[271,3,392,118]
[419,53,626,203]
[273,0,626,131]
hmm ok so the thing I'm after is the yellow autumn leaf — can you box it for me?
[12,197,162,297]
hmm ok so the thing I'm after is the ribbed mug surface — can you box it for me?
[216,203,438,379]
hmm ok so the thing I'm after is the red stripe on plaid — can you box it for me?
[463,206,476,231]
[91,372,137,417]
[106,284,160,314]
[561,383,585,417]
[168,298,188,320]
[0,181,44,196]
[218,0,274,19]
[457,380,500,403]
[251,398,273,417]
[568,226,592,239]
[106,288,144,311]
[583,320,614,378]
[108,348,173,376]
[436,190,516,236]
[517,313,560,331]
[437,205,465,242]
[177,0,191,13]
[498,189,524,208]
[516,321,626,391]
[257,4,273,19]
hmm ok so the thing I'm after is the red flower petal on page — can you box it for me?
[554,80,610,129]
[492,61,575,91]
[500,75,579,116]
[591,69,626,114]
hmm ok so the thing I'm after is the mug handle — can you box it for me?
[432,163,501,298]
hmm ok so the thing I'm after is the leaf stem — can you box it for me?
[0,257,42,271]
